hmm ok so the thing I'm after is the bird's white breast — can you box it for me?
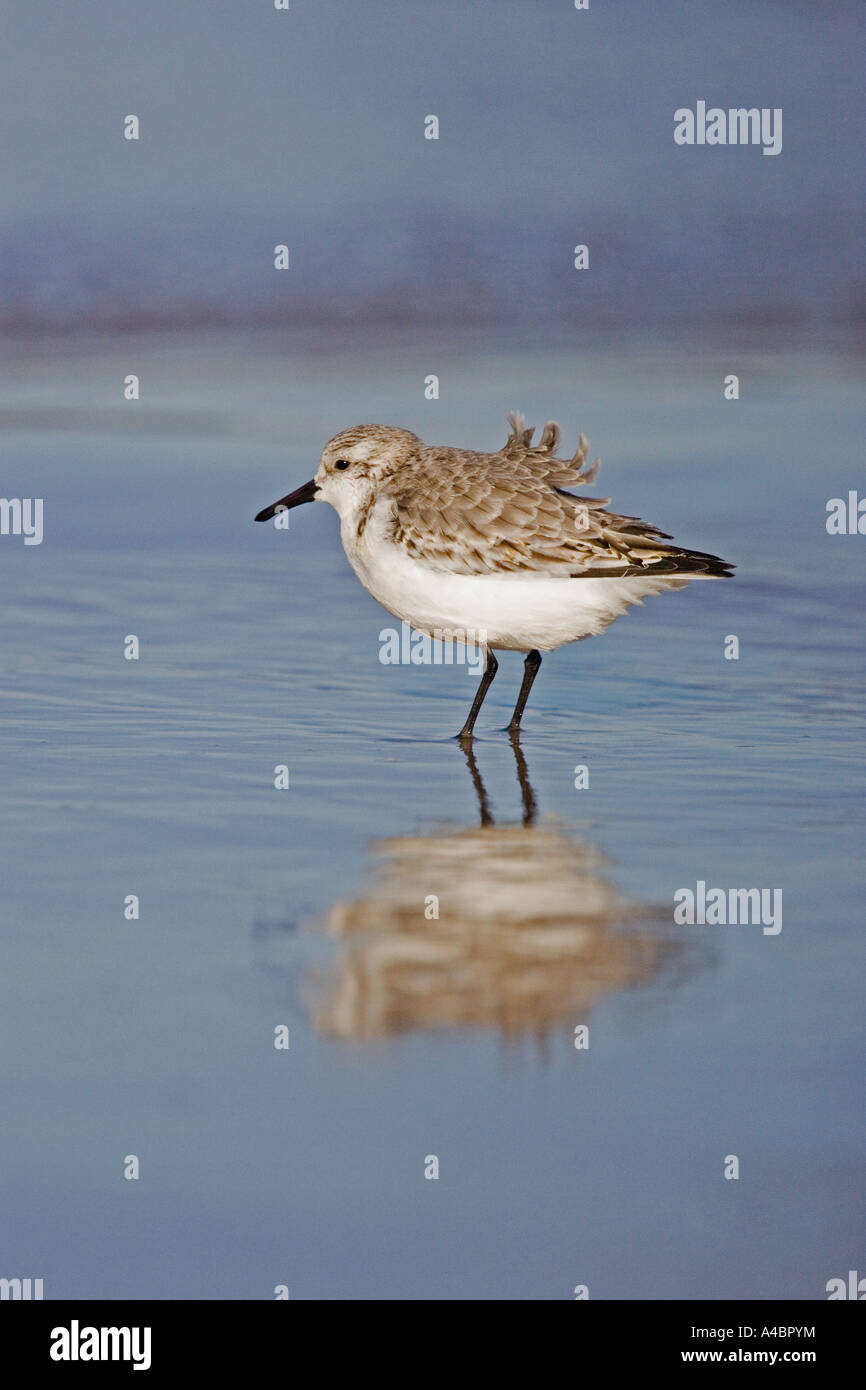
[338,499,690,652]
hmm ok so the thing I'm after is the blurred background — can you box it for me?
[2,0,864,342]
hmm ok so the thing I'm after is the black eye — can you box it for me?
[335,459,351,470]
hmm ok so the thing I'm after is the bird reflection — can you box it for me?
[303,736,675,1042]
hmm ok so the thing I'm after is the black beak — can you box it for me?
[254,477,319,522]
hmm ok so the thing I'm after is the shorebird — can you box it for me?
[255,413,733,739]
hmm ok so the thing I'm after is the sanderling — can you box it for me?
[255,412,733,738]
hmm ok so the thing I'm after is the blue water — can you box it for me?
[0,334,863,1298]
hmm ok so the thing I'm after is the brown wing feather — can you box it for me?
[384,416,733,579]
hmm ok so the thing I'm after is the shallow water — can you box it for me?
[1,334,863,1298]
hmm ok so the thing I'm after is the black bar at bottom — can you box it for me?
[0,1298,859,1374]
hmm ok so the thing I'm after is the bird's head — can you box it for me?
[255,424,420,523]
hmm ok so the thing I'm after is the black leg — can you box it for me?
[508,729,538,826]
[460,740,494,826]
[507,649,542,734]
[458,649,498,741]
